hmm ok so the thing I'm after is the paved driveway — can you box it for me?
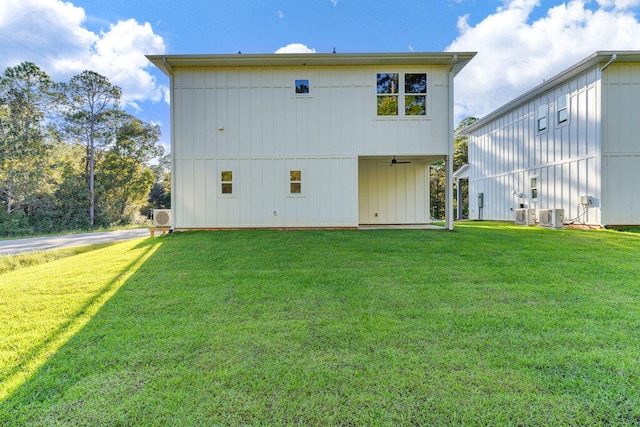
[0,228,151,257]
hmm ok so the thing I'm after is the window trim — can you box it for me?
[219,168,236,198]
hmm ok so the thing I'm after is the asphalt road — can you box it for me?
[0,228,151,257]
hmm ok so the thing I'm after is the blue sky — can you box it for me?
[2,0,640,150]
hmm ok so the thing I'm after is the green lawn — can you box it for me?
[1,222,639,426]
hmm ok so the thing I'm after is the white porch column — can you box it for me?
[445,63,455,230]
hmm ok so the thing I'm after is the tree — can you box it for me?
[96,113,162,224]
[147,153,171,213]
[429,117,477,220]
[58,71,121,225]
[0,62,54,216]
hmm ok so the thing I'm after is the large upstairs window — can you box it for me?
[376,73,427,117]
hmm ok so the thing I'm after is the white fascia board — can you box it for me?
[146,52,476,77]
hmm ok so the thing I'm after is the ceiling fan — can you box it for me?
[389,156,411,166]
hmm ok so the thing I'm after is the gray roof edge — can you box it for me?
[146,52,477,76]
[460,50,640,135]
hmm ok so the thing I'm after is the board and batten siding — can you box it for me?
[601,62,640,225]
[468,65,602,224]
[171,65,451,228]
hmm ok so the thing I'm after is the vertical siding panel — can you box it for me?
[273,87,286,156]
[250,159,263,225]
[182,89,194,158]
[182,159,195,226]
[193,160,206,225]
[193,89,205,156]
[228,88,239,158]
[261,88,274,156]
[205,88,217,157]
[238,87,251,155]
[251,87,262,156]
[174,89,184,158]
[216,88,228,157]
[205,160,217,225]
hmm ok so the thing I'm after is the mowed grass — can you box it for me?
[1,222,639,426]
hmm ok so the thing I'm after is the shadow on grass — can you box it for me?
[0,240,161,406]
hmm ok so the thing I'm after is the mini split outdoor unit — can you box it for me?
[538,209,564,229]
[514,208,536,225]
[153,209,172,227]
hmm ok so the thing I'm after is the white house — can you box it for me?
[461,51,640,227]
[147,52,475,230]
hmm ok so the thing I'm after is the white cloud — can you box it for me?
[275,43,317,54]
[331,0,339,6]
[447,0,640,122]
[0,0,167,108]
[278,10,284,19]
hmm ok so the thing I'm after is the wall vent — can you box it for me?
[538,209,564,229]
[515,208,536,225]
[153,209,172,227]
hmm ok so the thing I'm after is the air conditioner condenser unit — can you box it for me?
[538,208,564,229]
[515,208,536,225]
[153,209,172,227]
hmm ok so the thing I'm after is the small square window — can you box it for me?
[405,95,426,115]
[377,73,399,94]
[295,80,309,94]
[405,73,426,94]
[377,96,398,116]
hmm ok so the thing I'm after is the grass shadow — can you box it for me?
[0,240,161,404]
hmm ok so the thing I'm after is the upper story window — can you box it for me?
[295,80,309,94]
[405,73,427,116]
[376,73,427,117]
[557,94,568,125]
[537,104,547,132]
[376,73,399,115]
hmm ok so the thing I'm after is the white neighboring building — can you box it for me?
[147,52,475,230]
[462,51,640,227]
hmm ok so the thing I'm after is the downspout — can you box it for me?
[598,53,616,228]
[163,57,176,231]
[600,53,617,72]
[445,55,458,230]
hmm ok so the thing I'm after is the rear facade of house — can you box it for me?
[463,51,640,227]
[148,52,474,229]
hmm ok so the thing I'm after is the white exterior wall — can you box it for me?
[601,63,640,225]
[171,65,451,228]
[468,66,602,224]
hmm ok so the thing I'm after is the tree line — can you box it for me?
[0,62,170,237]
